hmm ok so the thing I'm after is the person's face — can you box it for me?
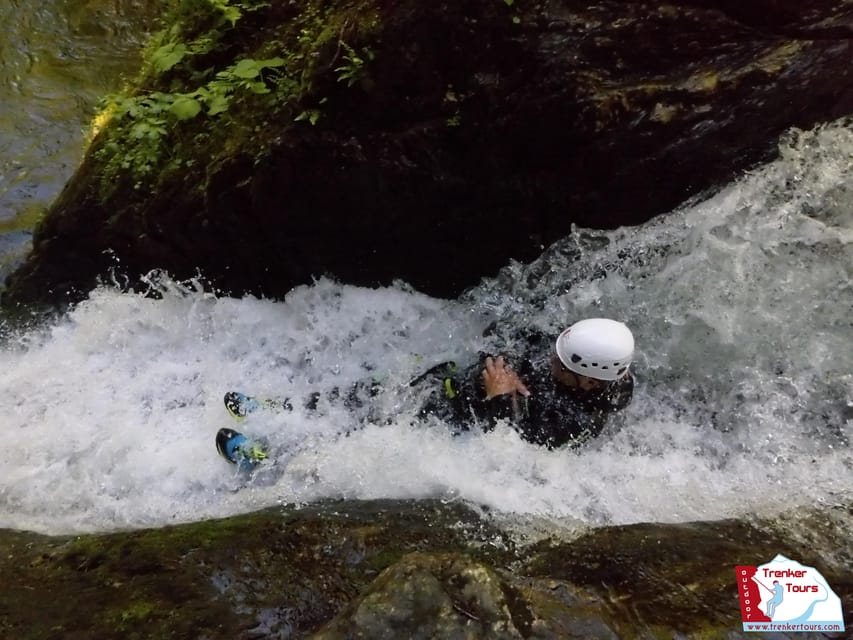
[550,354,606,392]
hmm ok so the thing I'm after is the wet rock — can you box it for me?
[1,500,850,639]
[313,552,620,640]
[521,515,853,637]
[3,0,853,309]
[313,553,529,640]
[0,500,513,640]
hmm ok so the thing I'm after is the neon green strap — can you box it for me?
[443,377,457,399]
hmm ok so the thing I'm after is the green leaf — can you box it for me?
[144,93,172,114]
[259,57,285,68]
[169,96,202,120]
[130,121,152,139]
[231,57,285,79]
[222,6,241,26]
[206,94,230,115]
[232,59,263,79]
[208,0,242,26]
[295,109,321,125]
[151,43,188,73]
[246,80,271,94]
[189,36,215,56]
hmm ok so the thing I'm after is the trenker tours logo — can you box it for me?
[736,554,845,633]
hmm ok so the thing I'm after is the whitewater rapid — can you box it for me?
[1,120,851,536]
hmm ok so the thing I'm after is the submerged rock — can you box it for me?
[1,500,849,639]
[3,0,853,309]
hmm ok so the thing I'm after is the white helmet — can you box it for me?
[555,318,634,381]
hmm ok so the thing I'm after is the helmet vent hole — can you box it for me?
[602,366,608,370]
[592,362,598,367]
[571,354,582,363]
[581,363,588,368]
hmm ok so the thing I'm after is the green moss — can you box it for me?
[90,0,382,201]
[114,600,157,629]
[0,502,519,639]
[363,548,405,573]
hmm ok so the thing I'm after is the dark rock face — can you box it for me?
[1,500,850,639]
[3,0,853,309]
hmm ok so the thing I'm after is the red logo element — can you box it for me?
[736,566,771,623]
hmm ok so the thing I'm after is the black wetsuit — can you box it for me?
[416,353,633,449]
[228,335,633,449]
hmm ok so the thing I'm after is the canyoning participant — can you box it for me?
[417,317,635,448]
[216,318,635,465]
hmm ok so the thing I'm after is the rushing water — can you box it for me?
[0,0,152,278]
[1,120,850,536]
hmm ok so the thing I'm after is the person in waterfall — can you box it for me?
[217,318,636,464]
[416,317,635,448]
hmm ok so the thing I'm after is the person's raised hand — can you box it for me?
[482,356,530,399]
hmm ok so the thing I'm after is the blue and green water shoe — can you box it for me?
[224,392,260,419]
[216,427,268,469]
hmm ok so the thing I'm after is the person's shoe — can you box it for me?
[224,391,294,419]
[216,427,268,468]
[224,391,260,419]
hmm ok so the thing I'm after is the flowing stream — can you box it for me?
[1,120,850,538]
[0,0,850,546]
[0,0,151,278]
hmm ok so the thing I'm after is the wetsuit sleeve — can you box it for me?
[463,356,534,430]
[469,391,523,430]
[415,361,473,429]
[415,357,526,431]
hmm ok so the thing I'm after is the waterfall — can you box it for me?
[1,120,850,537]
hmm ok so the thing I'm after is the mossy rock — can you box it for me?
[1,500,850,639]
[4,0,853,310]
[0,500,512,639]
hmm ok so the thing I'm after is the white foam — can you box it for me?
[1,120,851,535]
